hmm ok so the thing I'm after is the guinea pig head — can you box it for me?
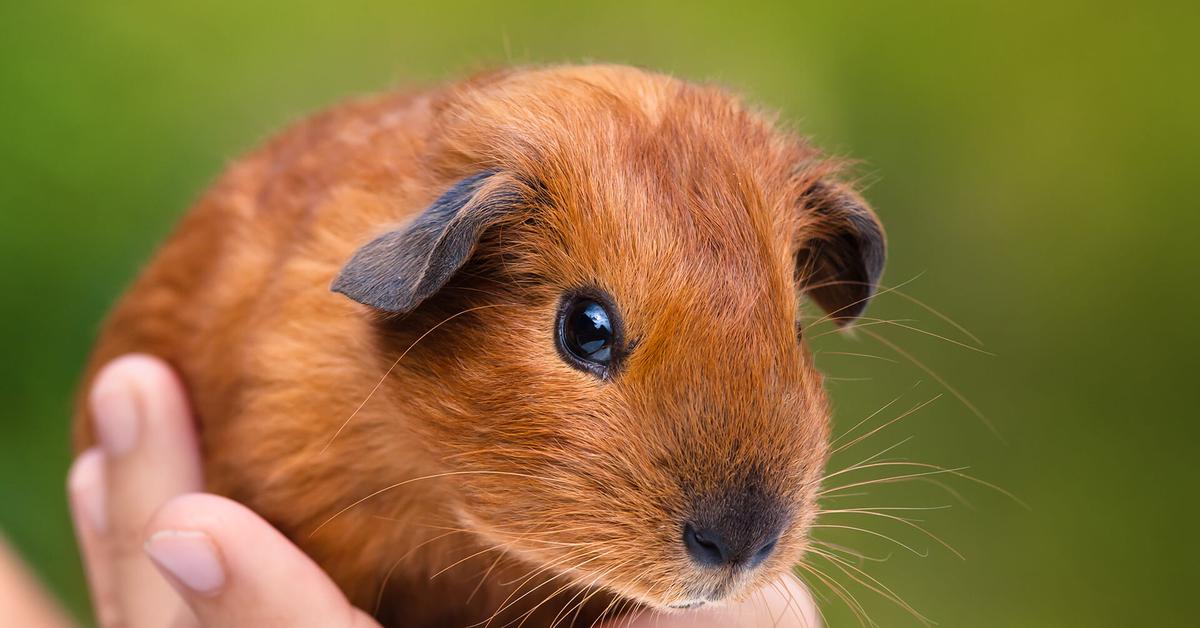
[332,72,885,610]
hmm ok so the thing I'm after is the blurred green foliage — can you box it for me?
[2,2,1196,626]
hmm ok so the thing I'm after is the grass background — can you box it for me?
[2,1,1196,625]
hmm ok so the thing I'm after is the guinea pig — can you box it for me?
[73,64,885,627]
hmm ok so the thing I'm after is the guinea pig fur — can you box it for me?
[73,64,885,627]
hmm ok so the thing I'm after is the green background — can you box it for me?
[2,2,1196,625]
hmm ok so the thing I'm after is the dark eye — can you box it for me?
[557,295,620,376]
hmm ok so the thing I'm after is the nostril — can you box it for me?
[683,523,728,567]
[750,535,780,568]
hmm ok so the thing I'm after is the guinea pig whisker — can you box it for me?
[494,546,605,589]
[816,510,961,560]
[544,565,610,628]
[829,391,910,449]
[805,273,924,330]
[512,558,627,628]
[821,460,1027,508]
[431,531,574,584]
[833,395,943,455]
[586,581,636,628]
[768,577,816,628]
[818,464,972,495]
[430,541,511,581]
[547,558,633,628]
[912,476,976,509]
[806,559,916,628]
[483,569,573,628]
[809,523,930,558]
[393,517,593,549]
[796,561,854,624]
[420,522,600,547]
[490,544,604,594]
[817,350,901,363]
[569,557,656,628]
[758,584,790,628]
[319,302,520,454]
[807,317,919,339]
[478,548,612,628]
[374,553,406,616]
[613,595,648,628]
[371,525,480,614]
[571,559,652,628]
[860,328,1001,439]
[807,546,932,626]
[826,454,918,485]
[513,585,577,628]
[760,582,786,628]
[309,469,558,537]
[823,504,954,513]
[806,552,916,624]
[811,538,893,564]
[804,275,985,349]
[837,437,917,474]
[822,317,996,356]
[584,596,620,628]
[793,562,873,628]
[818,490,871,499]
[468,546,512,604]
[551,588,596,628]
[823,457,959,485]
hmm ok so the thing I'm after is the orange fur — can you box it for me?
[74,64,884,627]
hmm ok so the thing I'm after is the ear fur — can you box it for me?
[332,171,521,313]
[796,181,887,325]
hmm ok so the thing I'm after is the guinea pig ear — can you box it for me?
[795,180,887,325]
[331,171,521,313]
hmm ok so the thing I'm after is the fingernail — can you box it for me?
[144,531,226,596]
[91,369,140,456]
[67,449,107,534]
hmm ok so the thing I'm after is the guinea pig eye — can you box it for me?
[556,294,621,376]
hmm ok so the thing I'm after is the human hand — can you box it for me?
[65,354,820,627]
[68,355,379,627]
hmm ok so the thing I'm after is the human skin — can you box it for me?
[12,354,818,627]
[0,535,76,628]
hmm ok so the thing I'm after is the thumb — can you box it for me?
[142,493,378,628]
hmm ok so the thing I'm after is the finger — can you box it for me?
[143,494,379,628]
[0,533,77,628]
[90,354,203,627]
[67,448,118,627]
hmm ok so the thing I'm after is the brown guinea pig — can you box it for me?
[73,64,885,627]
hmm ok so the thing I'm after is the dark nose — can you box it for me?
[683,521,781,569]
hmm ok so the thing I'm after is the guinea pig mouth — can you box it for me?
[659,586,737,610]
[650,575,748,611]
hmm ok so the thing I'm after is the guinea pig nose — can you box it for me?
[683,521,783,569]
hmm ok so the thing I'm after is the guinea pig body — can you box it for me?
[74,65,886,627]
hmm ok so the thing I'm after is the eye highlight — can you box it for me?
[556,291,623,377]
[565,300,612,361]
